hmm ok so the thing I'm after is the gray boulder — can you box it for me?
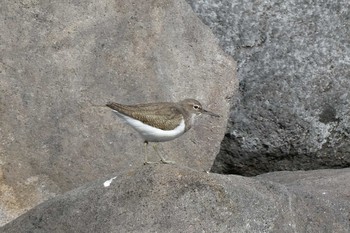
[2,166,349,233]
[0,0,236,226]
[186,0,350,175]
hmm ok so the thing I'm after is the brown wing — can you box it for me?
[106,102,183,130]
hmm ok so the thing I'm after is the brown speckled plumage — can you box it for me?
[106,101,185,131]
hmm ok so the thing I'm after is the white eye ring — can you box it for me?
[193,105,200,110]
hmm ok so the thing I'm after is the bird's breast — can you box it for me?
[112,110,186,142]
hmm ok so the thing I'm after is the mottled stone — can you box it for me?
[0,0,236,225]
[2,166,350,232]
[186,0,350,175]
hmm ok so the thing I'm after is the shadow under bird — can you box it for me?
[106,99,220,164]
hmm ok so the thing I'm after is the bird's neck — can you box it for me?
[184,113,196,132]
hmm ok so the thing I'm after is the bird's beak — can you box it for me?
[201,109,221,117]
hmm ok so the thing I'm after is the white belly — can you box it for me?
[112,111,186,142]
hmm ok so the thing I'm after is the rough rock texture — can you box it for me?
[1,166,350,233]
[186,0,350,175]
[0,0,236,226]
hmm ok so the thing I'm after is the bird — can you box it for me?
[106,98,220,164]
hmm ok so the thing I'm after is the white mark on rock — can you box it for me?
[103,176,117,187]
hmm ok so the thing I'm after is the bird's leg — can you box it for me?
[143,141,151,164]
[143,141,157,165]
[152,144,175,164]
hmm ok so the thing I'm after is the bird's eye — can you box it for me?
[193,105,200,110]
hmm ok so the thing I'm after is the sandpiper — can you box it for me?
[106,99,220,164]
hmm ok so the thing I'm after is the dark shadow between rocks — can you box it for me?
[211,133,350,176]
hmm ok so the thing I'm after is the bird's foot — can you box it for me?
[143,161,159,165]
[160,159,176,164]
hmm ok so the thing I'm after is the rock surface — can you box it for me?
[1,166,350,233]
[186,0,350,175]
[0,0,236,226]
